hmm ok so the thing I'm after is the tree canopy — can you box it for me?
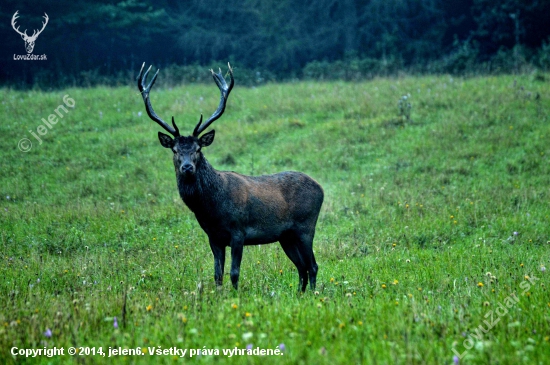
[1,0,549,87]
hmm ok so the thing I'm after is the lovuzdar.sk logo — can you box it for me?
[11,10,48,61]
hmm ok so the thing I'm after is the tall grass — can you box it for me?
[0,74,549,364]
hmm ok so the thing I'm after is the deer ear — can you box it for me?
[199,130,215,147]
[158,132,174,148]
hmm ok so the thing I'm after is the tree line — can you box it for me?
[1,0,549,88]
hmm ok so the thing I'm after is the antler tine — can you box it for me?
[137,62,179,137]
[34,13,49,37]
[193,63,234,137]
[192,114,203,137]
[11,11,27,37]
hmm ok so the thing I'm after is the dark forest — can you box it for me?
[1,0,549,88]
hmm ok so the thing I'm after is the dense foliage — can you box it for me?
[1,0,550,87]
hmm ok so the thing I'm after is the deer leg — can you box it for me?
[308,254,318,291]
[229,237,244,290]
[209,242,225,287]
[279,238,308,292]
[296,233,318,291]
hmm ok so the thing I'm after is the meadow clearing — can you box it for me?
[1,73,549,364]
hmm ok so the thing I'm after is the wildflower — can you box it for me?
[524,275,530,280]
[345,293,352,297]
[541,266,546,272]
[146,305,153,311]
[358,321,363,326]
[153,237,156,241]
[242,332,253,341]
[486,272,492,277]
[114,317,118,329]
[231,303,238,309]
[245,312,252,317]
[405,259,410,263]
[477,282,484,287]
[339,322,345,329]
[381,284,387,289]
[520,263,524,267]
[453,355,459,364]
[513,231,519,236]
[483,302,490,307]
[44,328,52,338]
[330,277,335,283]
[392,279,399,285]
[246,344,253,350]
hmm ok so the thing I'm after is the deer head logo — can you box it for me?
[11,11,49,54]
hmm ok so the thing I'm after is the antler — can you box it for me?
[11,11,48,40]
[11,11,27,37]
[137,63,180,137]
[29,13,49,40]
[193,63,234,137]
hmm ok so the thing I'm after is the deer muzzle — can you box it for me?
[180,162,195,175]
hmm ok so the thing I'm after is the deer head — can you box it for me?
[12,11,49,54]
[137,63,234,176]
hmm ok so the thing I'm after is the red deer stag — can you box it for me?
[137,63,323,291]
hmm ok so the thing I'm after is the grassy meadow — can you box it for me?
[1,72,550,364]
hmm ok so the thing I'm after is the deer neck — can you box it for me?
[176,155,220,213]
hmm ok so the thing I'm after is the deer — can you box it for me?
[11,11,49,54]
[137,63,324,292]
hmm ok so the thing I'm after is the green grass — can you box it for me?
[1,74,550,364]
